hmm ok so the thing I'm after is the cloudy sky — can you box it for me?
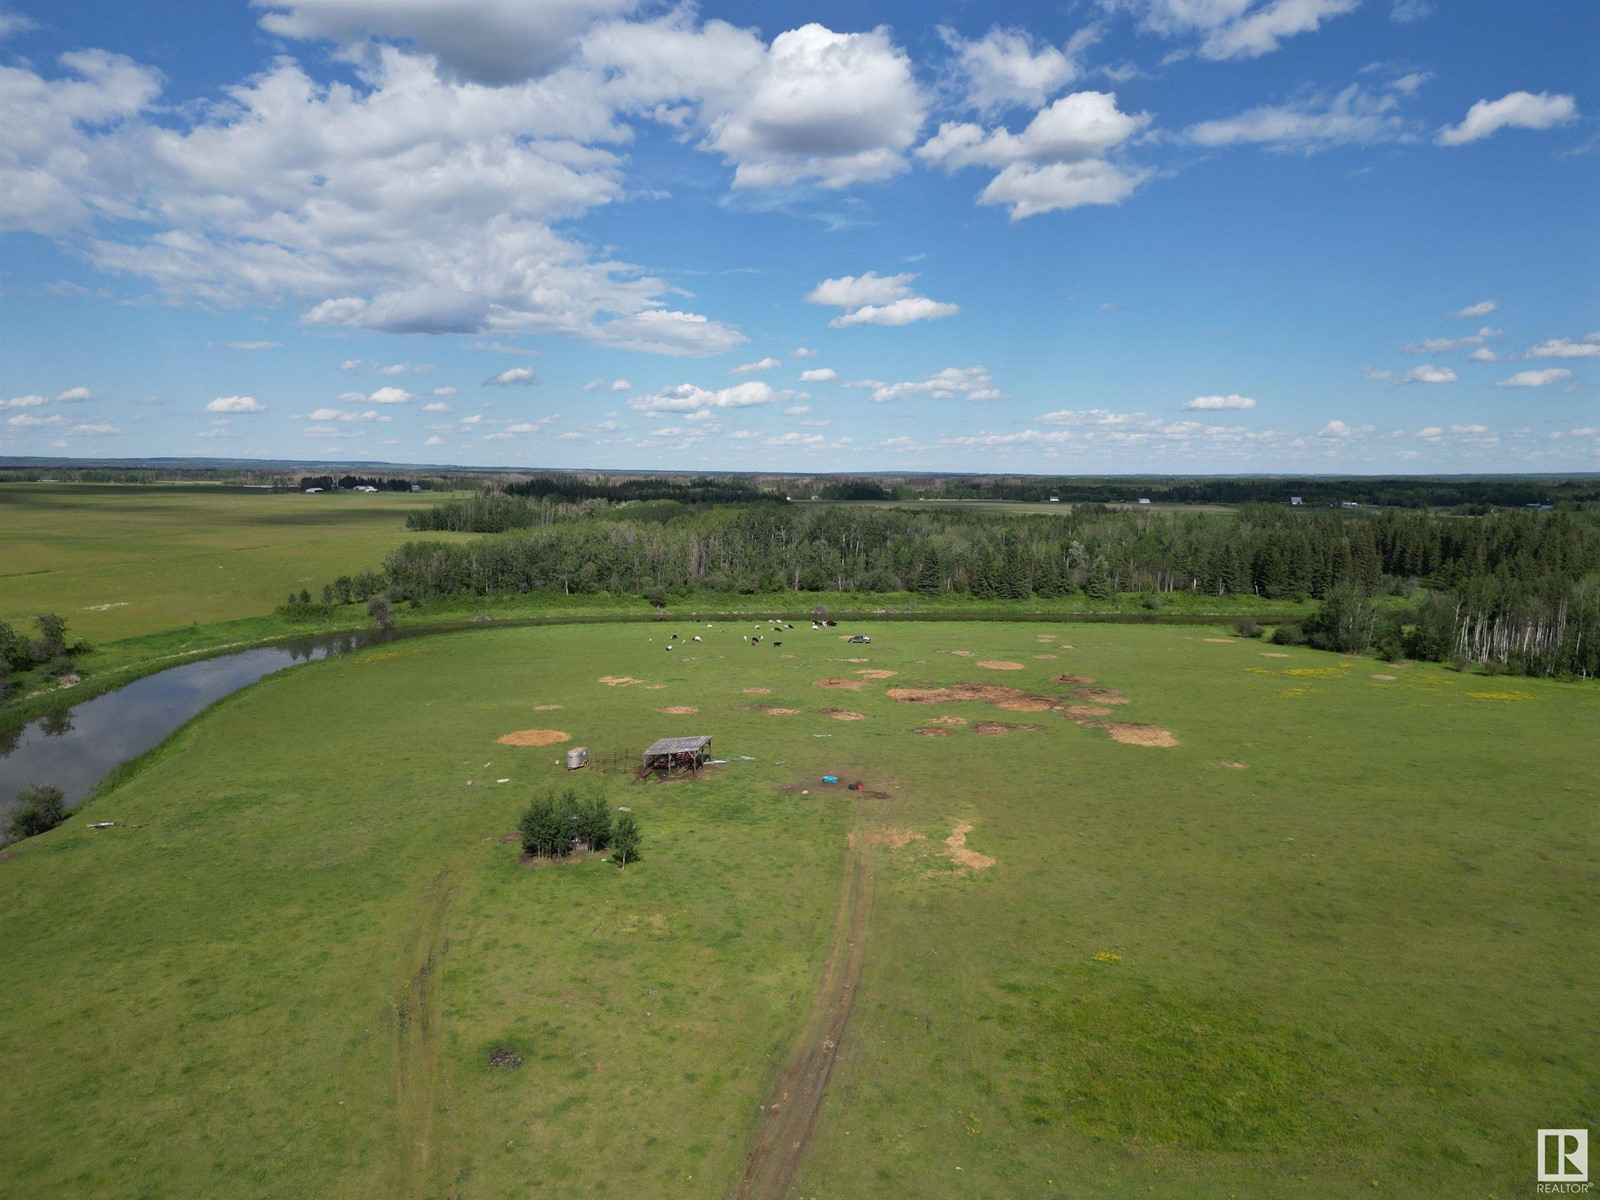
[1,0,1595,472]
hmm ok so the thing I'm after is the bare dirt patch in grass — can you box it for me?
[1036,634,1057,641]
[938,649,976,658]
[977,660,1025,670]
[598,676,643,686]
[974,721,1040,736]
[1218,760,1248,769]
[1203,637,1233,644]
[1054,673,1096,686]
[822,708,867,721]
[488,1047,523,1070]
[1033,653,1059,660]
[888,681,1055,709]
[927,715,968,726]
[862,828,923,849]
[856,669,897,679]
[1071,686,1129,705]
[752,705,798,716]
[659,706,699,714]
[1260,652,1289,658]
[1064,705,1113,720]
[531,704,563,711]
[815,678,864,691]
[943,821,995,871]
[1103,723,1179,747]
[913,727,955,737]
[496,729,571,747]
[1371,674,1397,681]
[743,687,772,695]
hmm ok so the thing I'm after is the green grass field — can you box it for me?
[0,483,475,642]
[2,620,1594,1198]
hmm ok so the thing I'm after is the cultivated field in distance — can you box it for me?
[0,483,473,642]
[2,619,1593,1198]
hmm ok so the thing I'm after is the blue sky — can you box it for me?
[1,0,1595,472]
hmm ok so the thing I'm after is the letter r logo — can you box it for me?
[1539,1129,1589,1182]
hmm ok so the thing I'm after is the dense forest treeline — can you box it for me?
[353,504,1600,677]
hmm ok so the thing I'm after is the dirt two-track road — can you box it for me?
[732,825,881,1200]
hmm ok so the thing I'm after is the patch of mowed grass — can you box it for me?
[0,483,475,642]
[0,621,1595,1198]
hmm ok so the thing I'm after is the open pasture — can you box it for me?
[0,484,471,642]
[0,620,1594,1198]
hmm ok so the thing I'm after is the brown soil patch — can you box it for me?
[974,721,1040,736]
[927,715,968,726]
[1064,705,1113,720]
[1103,723,1179,747]
[1371,674,1397,681]
[938,649,976,657]
[531,703,563,711]
[752,705,798,715]
[833,657,870,663]
[496,729,571,747]
[1032,653,1058,660]
[855,669,897,679]
[598,676,642,686]
[996,696,1058,713]
[645,684,668,690]
[1203,637,1233,644]
[821,708,867,721]
[1071,686,1128,705]
[861,828,923,849]
[1035,634,1057,641]
[976,660,1025,670]
[1218,760,1248,769]
[743,687,772,695]
[887,681,1056,710]
[488,1047,523,1070]
[815,678,864,691]
[1260,652,1289,658]
[942,821,995,871]
[735,823,877,1200]
[1054,673,1096,685]
[659,705,699,714]
[913,727,954,737]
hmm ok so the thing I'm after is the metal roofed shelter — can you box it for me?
[641,735,713,776]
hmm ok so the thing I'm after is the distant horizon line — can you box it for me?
[3,455,1598,482]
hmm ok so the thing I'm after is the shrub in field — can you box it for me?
[7,783,66,842]
[519,789,614,859]
[612,813,641,868]
[366,595,395,631]
[1270,623,1306,647]
[1234,617,1262,638]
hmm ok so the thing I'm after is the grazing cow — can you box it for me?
[773,641,782,647]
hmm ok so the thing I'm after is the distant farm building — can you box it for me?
[1290,496,1303,506]
[1048,496,1060,503]
[1137,498,1151,505]
[304,487,323,493]
[640,735,712,777]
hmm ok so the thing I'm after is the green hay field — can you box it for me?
[0,484,474,642]
[1,621,1595,1198]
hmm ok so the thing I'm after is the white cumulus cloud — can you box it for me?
[805,271,959,327]
[1495,368,1573,388]
[1183,394,1257,410]
[205,395,266,413]
[1437,91,1578,146]
[629,380,775,413]
[485,368,537,387]
[1399,364,1457,384]
[1527,337,1600,359]
[800,367,837,382]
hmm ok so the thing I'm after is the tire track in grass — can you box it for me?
[733,826,879,1200]
[390,864,460,1200]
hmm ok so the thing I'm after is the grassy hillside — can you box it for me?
[1,621,1594,1197]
